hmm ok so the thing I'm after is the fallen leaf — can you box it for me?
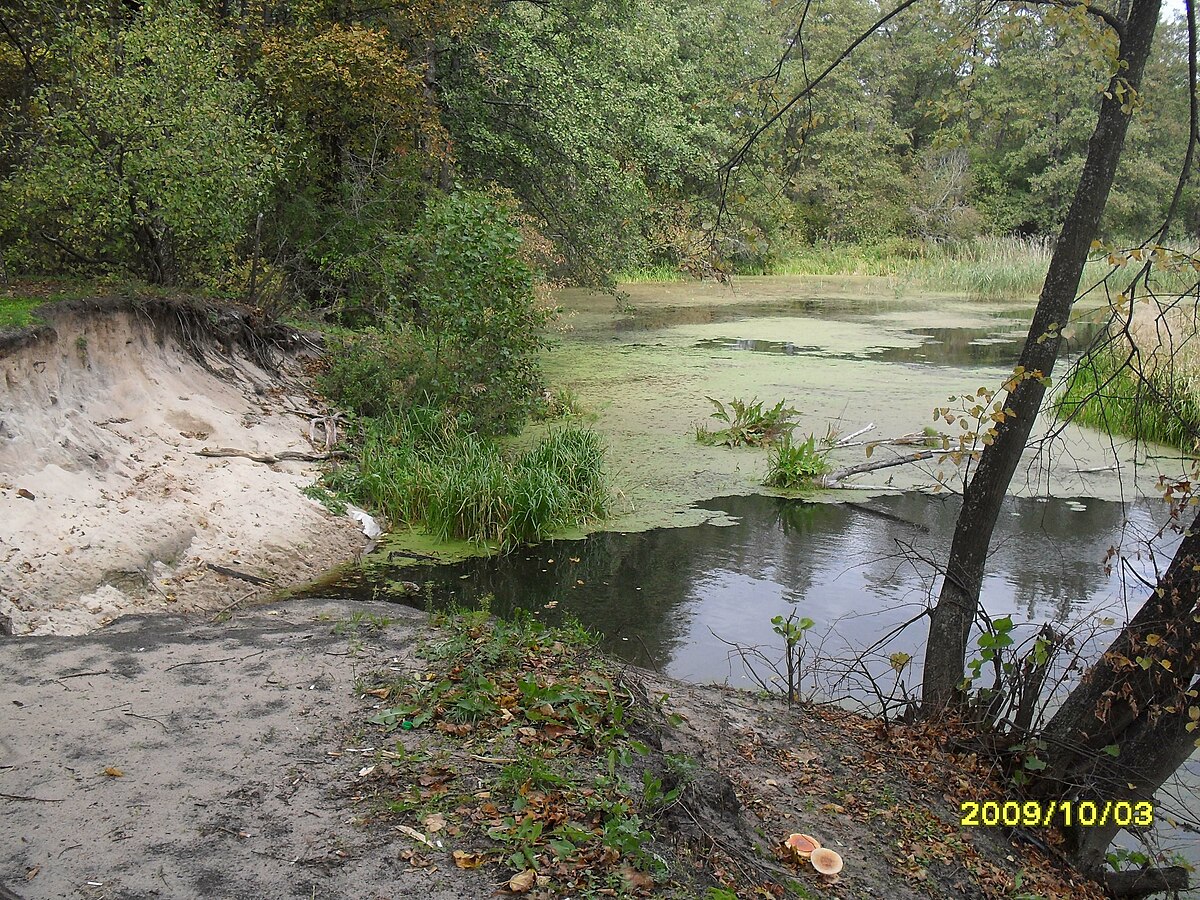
[508,869,536,893]
[453,850,485,869]
[619,865,655,891]
[103,766,124,777]
[423,813,446,833]
[25,865,39,881]
[395,824,434,848]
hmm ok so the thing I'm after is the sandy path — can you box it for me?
[0,598,493,900]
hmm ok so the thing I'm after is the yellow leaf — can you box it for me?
[509,870,537,893]
[453,850,485,869]
[104,766,124,777]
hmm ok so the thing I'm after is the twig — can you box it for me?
[125,711,171,732]
[834,422,875,445]
[0,791,65,802]
[165,655,239,672]
[210,588,260,622]
[57,670,129,680]
[205,563,274,586]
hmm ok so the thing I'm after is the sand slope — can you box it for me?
[0,306,367,635]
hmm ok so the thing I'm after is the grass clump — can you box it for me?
[329,408,609,551]
[1056,347,1200,453]
[695,396,800,447]
[615,261,687,283]
[0,296,46,328]
[764,433,831,489]
[359,610,675,890]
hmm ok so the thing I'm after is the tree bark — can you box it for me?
[1031,507,1200,872]
[921,0,1163,711]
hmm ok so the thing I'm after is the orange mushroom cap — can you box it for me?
[783,833,821,859]
[810,847,844,875]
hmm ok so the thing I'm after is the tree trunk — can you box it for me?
[1031,506,1200,872]
[921,0,1163,711]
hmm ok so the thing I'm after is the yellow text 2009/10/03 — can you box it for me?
[960,800,1154,828]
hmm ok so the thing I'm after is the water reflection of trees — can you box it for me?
[353,493,1155,684]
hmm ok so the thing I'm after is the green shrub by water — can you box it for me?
[331,409,610,550]
[1055,349,1200,453]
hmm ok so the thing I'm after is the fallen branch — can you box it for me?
[205,563,274,586]
[1103,866,1189,899]
[821,448,967,487]
[195,447,345,464]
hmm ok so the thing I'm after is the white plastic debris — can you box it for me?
[345,504,382,539]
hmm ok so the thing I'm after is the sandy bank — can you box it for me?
[0,301,368,635]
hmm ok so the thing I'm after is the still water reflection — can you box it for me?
[325,493,1173,690]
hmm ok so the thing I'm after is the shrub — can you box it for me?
[319,192,552,435]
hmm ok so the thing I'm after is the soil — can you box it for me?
[0,298,370,635]
[1,597,1109,900]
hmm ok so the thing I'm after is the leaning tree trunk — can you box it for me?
[1031,506,1200,874]
[921,0,1163,711]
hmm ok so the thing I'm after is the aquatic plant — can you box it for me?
[764,433,831,489]
[332,409,610,550]
[695,396,800,447]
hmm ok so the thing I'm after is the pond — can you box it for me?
[311,276,1197,857]
[323,491,1174,691]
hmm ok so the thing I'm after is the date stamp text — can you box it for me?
[960,800,1153,828]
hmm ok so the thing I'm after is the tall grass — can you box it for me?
[761,236,1053,298]
[338,408,610,550]
[1056,343,1200,453]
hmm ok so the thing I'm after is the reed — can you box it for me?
[762,235,1053,298]
[1055,306,1200,453]
[348,409,610,550]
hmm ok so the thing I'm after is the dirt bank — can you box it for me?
[0,299,368,635]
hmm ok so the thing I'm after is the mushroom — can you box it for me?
[810,847,844,876]
[783,833,821,861]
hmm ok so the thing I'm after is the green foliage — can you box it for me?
[1056,346,1200,453]
[328,409,609,551]
[318,191,550,435]
[1,0,284,284]
[301,482,348,516]
[771,611,815,704]
[765,434,830,489]
[362,612,669,888]
[696,397,800,447]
